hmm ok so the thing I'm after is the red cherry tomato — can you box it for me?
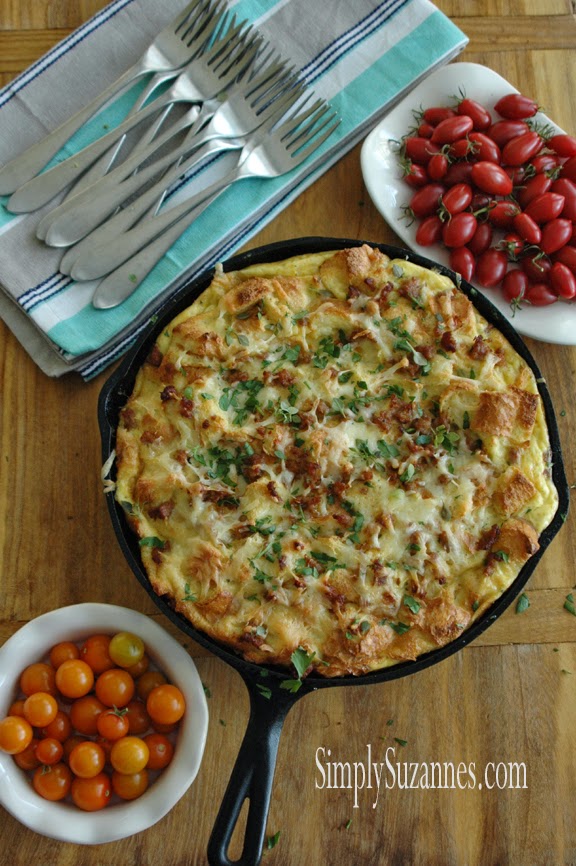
[409,183,445,217]
[553,244,576,273]
[417,210,443,244]
[427,152,449,181]
[502,131,543,166]
[423,106,456,125]
[516,173,553,208]
[449,138,474,160]
[540,218,573,254]
[551,178,576,221]
[562,156,576,182]
[487,120,530,148]
[524,192,566,224]
[550,261,576,299]
[499,232,524,259]
[502,269,529,303]
[522,253,552,282]
[443,162,474,187]
[417,122,434,139]
[458,97,492,131]
[494,93,539,119]
[441,183,473,215]
[431,115,474,144]
[488,200,520,229]
[525,282,558,306]
[404,162,429,188]
[468,132,501,163]
[530,153,562,175]
[512,212,542,245]
[404,136,441,165]
[467,221,493,256]
[475,248,509,287]
[449,247,476,282]
[547,133,576,158]
[471,161,513,196]
[504,165,526,186]
[442,213,478,248]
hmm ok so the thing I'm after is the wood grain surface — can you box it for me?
[1,1,575,864]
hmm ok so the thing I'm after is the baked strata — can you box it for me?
[114,245,558,677]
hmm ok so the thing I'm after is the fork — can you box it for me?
[8,14,260,214]
[77,101,340,305]
[47,62,304,249]
[57,0,228,206]
[0,0,216,195]
[57,78,305,271]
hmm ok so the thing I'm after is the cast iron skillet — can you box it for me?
[98,238,569,866]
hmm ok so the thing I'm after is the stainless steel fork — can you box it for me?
[47,62,304,249]
[79,100,340,307]
[58,0,228,205]
[8,15,261,214]
[0,0,218,194]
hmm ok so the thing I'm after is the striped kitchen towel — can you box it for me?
[0,0,467,378]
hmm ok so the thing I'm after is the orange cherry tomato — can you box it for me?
[69,695,106,736]
[32,762,72,801]
[136,670,166,702]
[62,735,85,764]
[23,691,58,727]
[55,660,94,699]
[0,715,33,754]
[49,641,80,669]
[96,708,130,741]
[68,741,106,779]
[112,769,149,800]
[126,653,149,679]
[20,662,56,697]
[146,685,186,726]
[95,736,114,761]
[8,699,26,717]
[110,736,149,774]
[95,669,135,708]
[144,733,174,770]
[71,772,112,811]
[151,720,177,735]
[41,710,72,743]
[125,700,151,735]
[35,737,64,766]
[80,634,114,675]
[13,738,41,771]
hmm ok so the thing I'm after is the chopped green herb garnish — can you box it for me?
[139,536,165,549]
[403,595,421,614]
[515,593,530,614]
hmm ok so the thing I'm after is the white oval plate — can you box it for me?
[361,61,576,345]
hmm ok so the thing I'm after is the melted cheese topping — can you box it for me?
[114,246,558,677]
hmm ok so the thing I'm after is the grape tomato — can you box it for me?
[394,85,576,309]
[494,93,539,119]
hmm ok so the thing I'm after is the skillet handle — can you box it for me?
[207,677,301,866]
